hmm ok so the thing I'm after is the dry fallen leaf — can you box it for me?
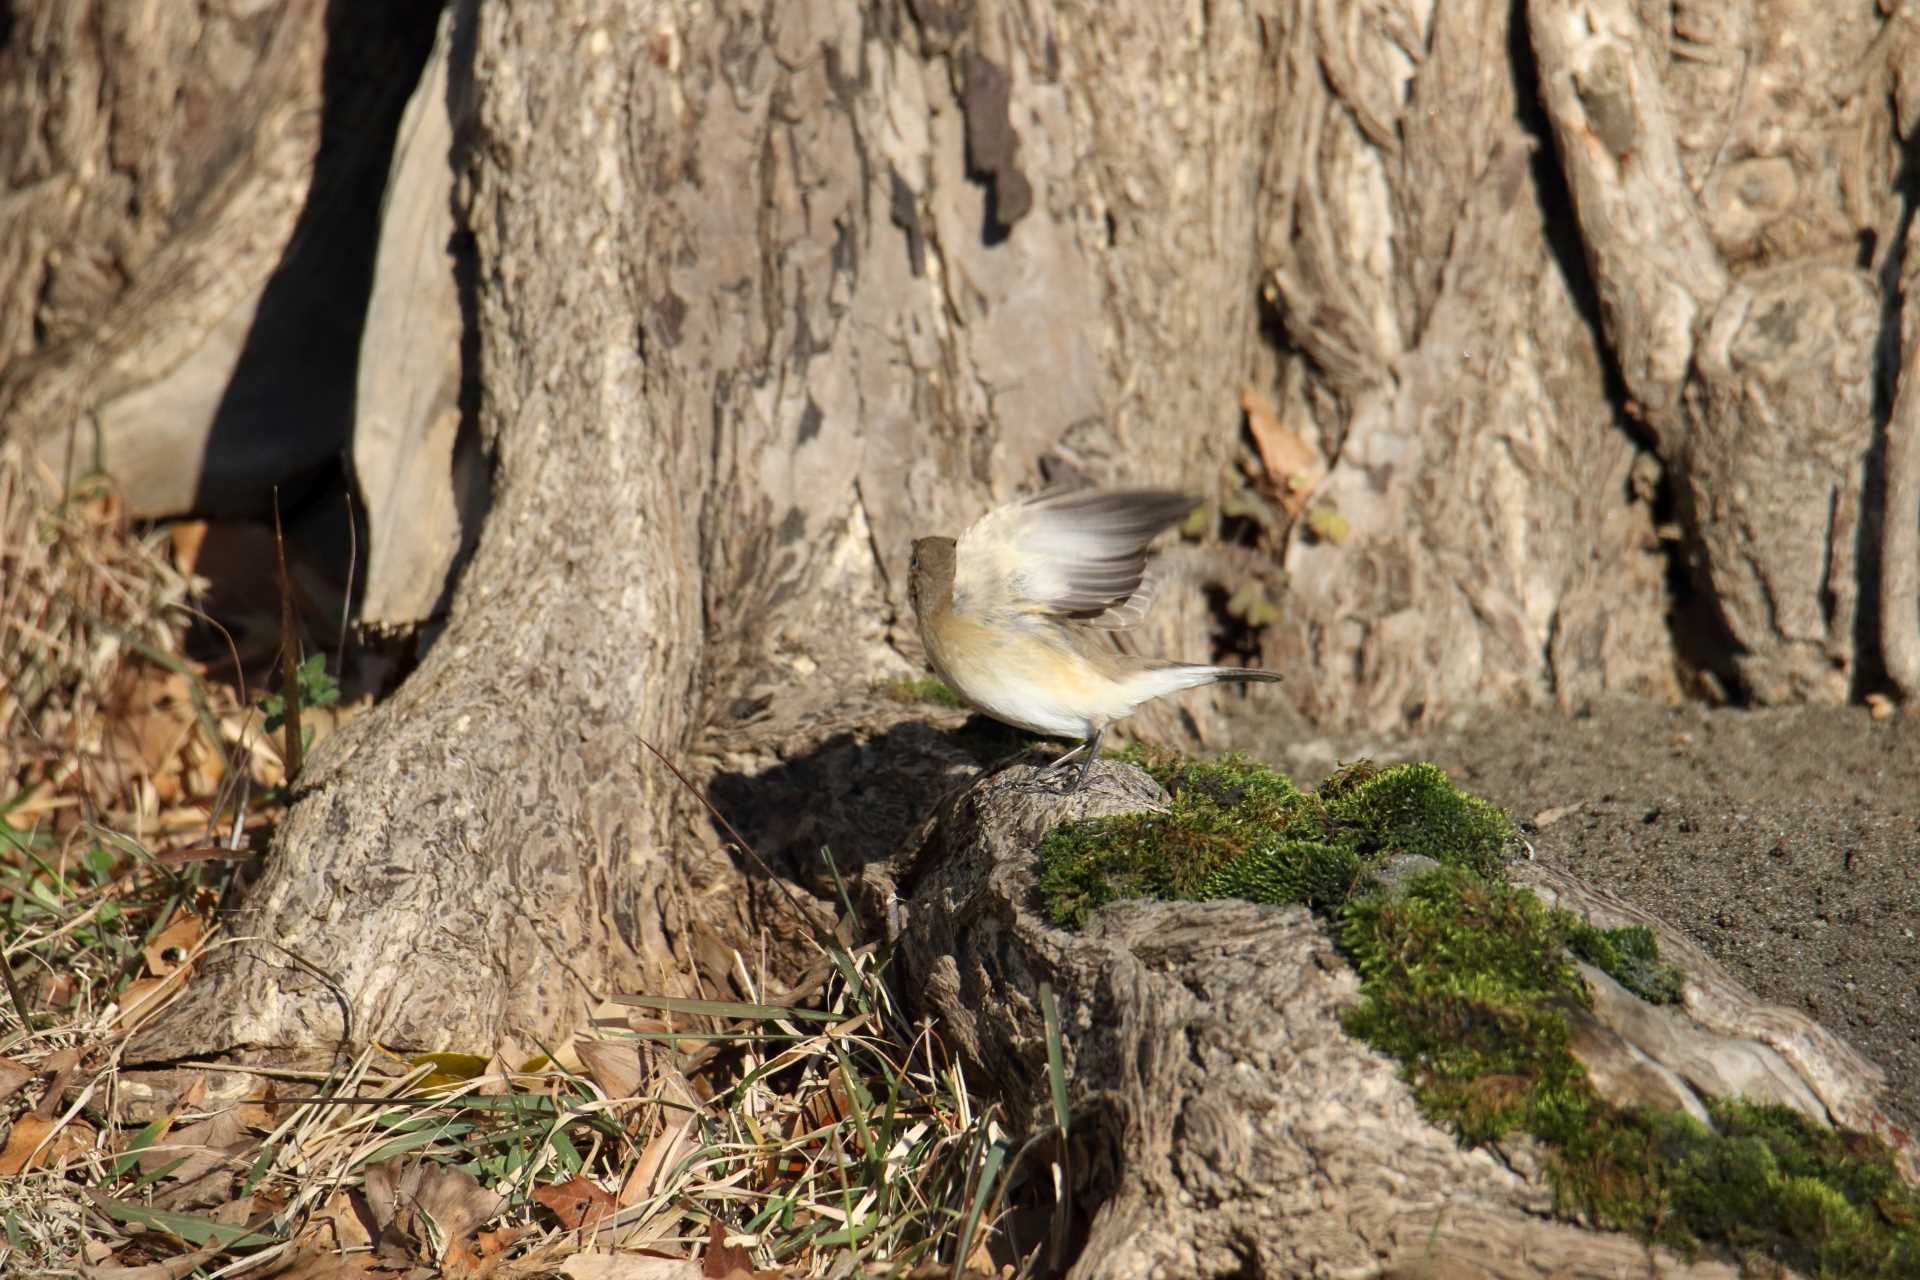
[250,1248,385,1280]
[961,1230,999,1277]
[144,911,207,977]
[558,1252,700,1280]
[304,1188,377,1253]
[1242,385,1326,517]
[74,1242,223,1280]
[577,1037,647,1101]
[618,1070,704,1208]
[701,1223,754,1278]
[139,1108,252,1210]
[41,972,77,1007]
[35,1045,81,1114]
[475,1224,530,1257]
[0,1108,91,1175]
[0,1055,32,1105]
[0,782,63,830]
[170,520,210,577]
[363,1158,506,1263]
[115,974,185,1032]
[0,1114,56,1176]
[534,1174,620,1233]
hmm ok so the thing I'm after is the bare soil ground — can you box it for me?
[1280,701,1920,1138]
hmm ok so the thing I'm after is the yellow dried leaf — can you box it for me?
[0,1114,55,1176]
[144,912,206,977]
[1242,385,1325,516]
[409,1051,491,1091]
[1305,506,1351,545]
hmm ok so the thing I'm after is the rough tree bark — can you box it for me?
[1,0,1912,1105]
[100,0,1308,1064]
[1527,0,1910,704]
[8,0,1918,1267]
[0,0,436,519]
[1260,0,1684,729]
[863,762,1914,1277]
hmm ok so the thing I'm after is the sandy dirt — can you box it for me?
[1279,700,1920,1138]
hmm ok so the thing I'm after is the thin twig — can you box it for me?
[272,487,305,781]
[636,737,821,935]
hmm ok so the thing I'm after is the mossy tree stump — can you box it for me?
[862,758,1918,1278]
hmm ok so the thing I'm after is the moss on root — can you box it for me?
[1035,754,1507,929]
[1567,920,1686,1006]
[1033,753,1920,1276]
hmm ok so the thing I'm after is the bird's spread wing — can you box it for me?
[952,488,1197,627]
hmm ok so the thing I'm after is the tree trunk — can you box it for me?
[105,0,1309,1064]
[1527,0,1908,704]
[1260,0,1683,729]
[0,0,437,519]
[1,0,1910,1069]
[862,762,1913,1277]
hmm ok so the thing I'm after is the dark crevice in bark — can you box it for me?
[1512,0,1746,705]
[192,0,441,522]
[178,1,445,701]
[1856,137,1920,700]
[1664,465,1753,705]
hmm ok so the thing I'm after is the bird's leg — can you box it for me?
[1044,741,1088,772]
[1014,732,1102,795]
[1066,725,1106,794]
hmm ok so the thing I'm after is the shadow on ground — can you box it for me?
[703,713,1040,902]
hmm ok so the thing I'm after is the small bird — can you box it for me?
[908,488,1283,793]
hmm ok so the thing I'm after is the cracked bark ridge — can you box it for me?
[1882,200,1920,701]
[1529,0,1902,703]
[1260,0,1679,731]
[866,764,1909,1277]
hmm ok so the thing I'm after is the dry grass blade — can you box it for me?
[269,488,305,782]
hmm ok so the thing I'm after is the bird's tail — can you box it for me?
[1124,662,1283,701]
[1200,665,1283,684]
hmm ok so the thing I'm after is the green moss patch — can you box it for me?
[1568,920,1686,1006]
[1341,867,1596,1143]
[1034,753,1920,1275]
[1036,754,1508,928]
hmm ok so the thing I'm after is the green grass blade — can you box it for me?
[612,994,837,1023]
[107,1118,168,1182]
[1039,982,1070,1138]
[953,1136,1009,1275]
[89,1196,281,1249]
